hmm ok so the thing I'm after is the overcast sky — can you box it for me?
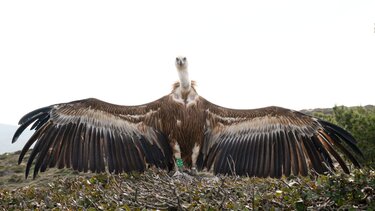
[1,0,374,125]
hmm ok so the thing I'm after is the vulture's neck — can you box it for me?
[178,69,191,92]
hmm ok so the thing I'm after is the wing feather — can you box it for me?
[82,125,91,172]
[18,122,48,164]
[237,135,249,175]
[257,134,266,177]
[58,123,74,169]
[202,100,362,178]
[46,124,68,170]
[72,123,83,171]
[295,133,309,176]
[32,125,58,178]
[275,132,283,178]
[262,132,271,177]
[311,135,334,170]
[252,134,261,176]
[301,134,327,174]
[13,98,173,178]
[106,130,115,173]
[244,134,254,175]
[286,131,301,175]
[214,136,231,174]
[280,130,291,176]
[89,127,96,173]
[269,132,276,178]
[316,134,350,173]
[231,136,242,173]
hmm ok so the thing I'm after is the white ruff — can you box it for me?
[171,87,199,106]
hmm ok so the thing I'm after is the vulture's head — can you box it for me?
[175,56,188,71]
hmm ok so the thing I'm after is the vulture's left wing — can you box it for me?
[12,98,173,178]
[199,100,363,178]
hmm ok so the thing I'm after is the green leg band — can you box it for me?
[176,158,184,168]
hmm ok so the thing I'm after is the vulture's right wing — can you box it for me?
[12,98,173,178]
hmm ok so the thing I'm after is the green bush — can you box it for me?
[313,106,375,167]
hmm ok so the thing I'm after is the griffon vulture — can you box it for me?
[12,56,363,179]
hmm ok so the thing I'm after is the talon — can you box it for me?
[184,167,198,176]
[173,170,184,177]
[190,167,198,176]
[172,171,193,181]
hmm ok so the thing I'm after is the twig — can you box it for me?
[226,156,237,176]
[217,177,227,209]
[134,188,138,205]
[219,191,228,209]
[280,178,291,188]
[171,183,183,210]
[252,179,256,210]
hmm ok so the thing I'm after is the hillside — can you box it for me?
[300,105,375,116]
[0,124,32,155]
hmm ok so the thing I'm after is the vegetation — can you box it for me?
[0,105,374,210]
[1,162,374,210]
[308,105,375,167]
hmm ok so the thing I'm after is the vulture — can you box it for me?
[13,56,363,179]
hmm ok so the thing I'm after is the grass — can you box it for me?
[0,151,374,210]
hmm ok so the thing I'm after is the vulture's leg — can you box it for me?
[169,140,193,180]
[189,143,201,175]
[171,140,184,172]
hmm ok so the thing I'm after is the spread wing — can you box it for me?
[199,100,363,178]
[12,98,173,178]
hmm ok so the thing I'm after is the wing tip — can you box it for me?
[319,119,364,157]
[13,106,53,144]
[18,106,53,125]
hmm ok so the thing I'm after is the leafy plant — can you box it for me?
[1,167,374,210]
[312,105,375,167]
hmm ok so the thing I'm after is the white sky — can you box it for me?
[1,0,374,125]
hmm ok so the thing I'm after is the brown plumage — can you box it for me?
[12,57,363,178]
